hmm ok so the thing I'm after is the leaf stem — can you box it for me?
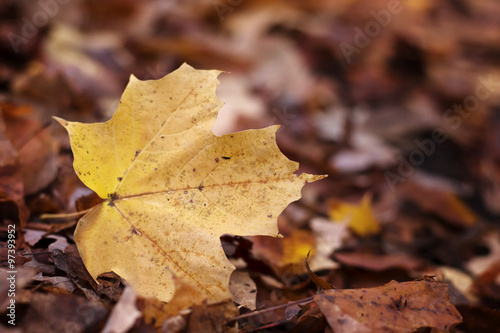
[40,208,93,220]
[227,296,314,323]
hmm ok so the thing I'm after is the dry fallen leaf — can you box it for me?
[333,251,426,272]
[251,229,316,278]
[309,217,348,271]
[398,181,478,227]
[139,276,205,330]
[282,229,316,266]
[141,274,237,332]
[102,286,141,333]
[2,104,57,196]
[328,193,380,236]
[314,278,462,333]
[56,63,325,303]
[20,292,109,333]
[229,270,257,310]
[466,232,500,276]
[0,112,29,226]
[187,300,239,333]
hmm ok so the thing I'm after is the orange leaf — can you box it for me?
[314,278,462,333]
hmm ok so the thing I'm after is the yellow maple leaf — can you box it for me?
[55,63,325,303]
[282,230,315,266]
[328,193,380,236]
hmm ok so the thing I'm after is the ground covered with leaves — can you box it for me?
[1,0,500,332]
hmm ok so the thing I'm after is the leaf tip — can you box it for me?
[304,174,328,183]
[53,116,69,128]
[129,74,139,82]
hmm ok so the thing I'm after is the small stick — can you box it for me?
[227,296,314,323]
[40,208,93,220]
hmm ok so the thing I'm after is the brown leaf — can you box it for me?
[20,293,108,332]
[186,300,238,333]
[314,278,462,333]
[140,277,234,331]
[0,120,29,226]
[333,251,426,272]
[2,103,57,195]
[251,229,316,279]
[398,181,477,227]
[139,276,206,329]
[75,192,103,212]
[473,261,500,302]
[0,244,31,266]
[455,304,500,333]
[96,272,125,302]
[0,267,36,309]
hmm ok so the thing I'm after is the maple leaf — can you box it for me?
[55,63,325,302]
[328,193,380,236]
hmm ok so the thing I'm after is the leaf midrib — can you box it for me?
[112,203,217,298]
[109,176,296,201]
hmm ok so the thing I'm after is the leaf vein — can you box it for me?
[112,202,216,297]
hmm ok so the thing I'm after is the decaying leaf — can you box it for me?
[314,278,462,333]
[309,217,348,271]
[102,286,141,333]
[229,270,257,310]
[2,103,58,195]
[333,251,426,272]
[139,276,205,329]
[0,114,29,226]
[466,232,500,277]
[187,300,239,333]
[398,181,478,227]
[56,63,325,303]
[0,267,36,309]
[20,292,109,333]
[141,275,237,332]
[251,229,316,278]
